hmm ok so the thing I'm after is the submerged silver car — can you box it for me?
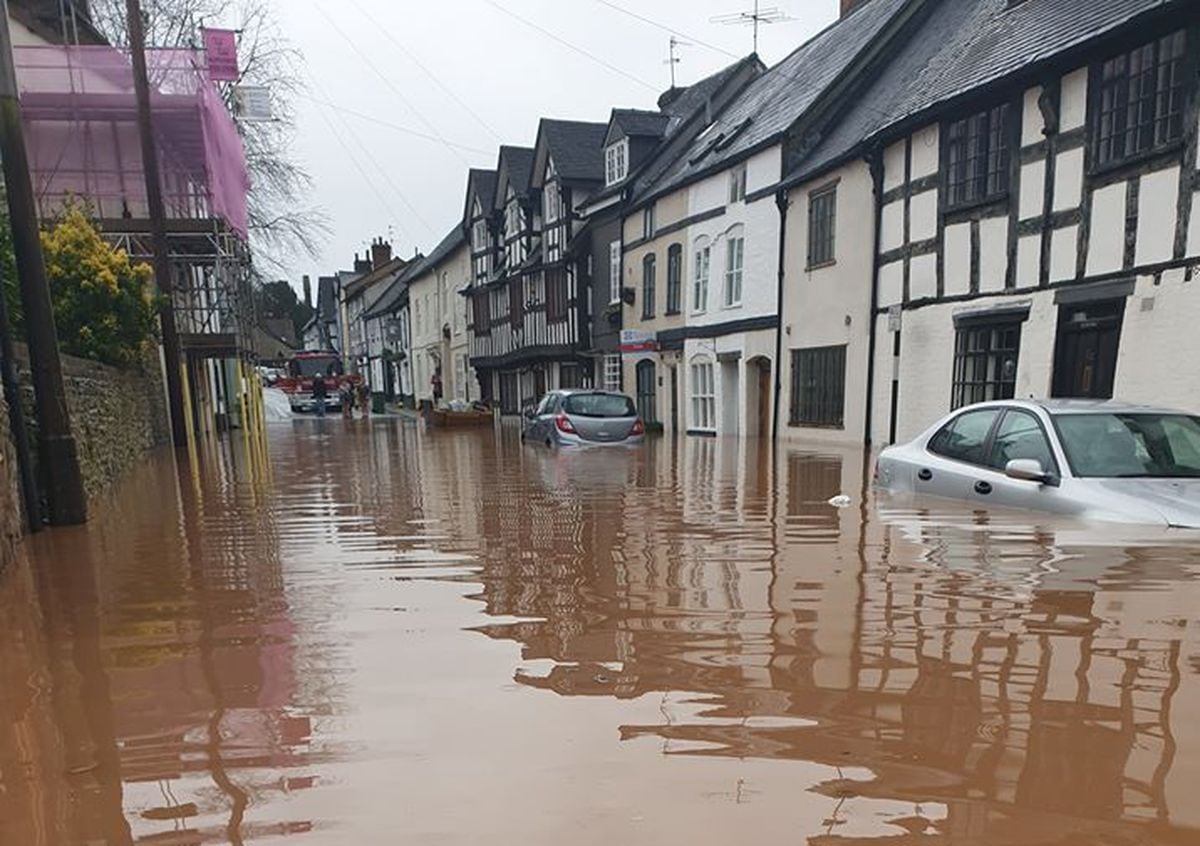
[521,389,645,447]
[876,400,1200,528]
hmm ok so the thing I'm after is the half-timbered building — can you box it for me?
[776,0,1200,445]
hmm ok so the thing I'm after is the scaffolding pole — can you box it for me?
[126,0,188,448]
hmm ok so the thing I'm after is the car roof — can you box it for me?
[963,398,1192,416]
[1028,399,1191,416]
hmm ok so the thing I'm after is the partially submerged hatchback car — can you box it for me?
[522,389,645,447]
[876,400,1200,527]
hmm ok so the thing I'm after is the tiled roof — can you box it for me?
[640,0,912,201]
[788,0,1181,184]
[539,119,608,182]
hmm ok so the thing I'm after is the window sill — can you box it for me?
[788,421,845,430]
[1087,139,1185,178]
[664,309,681,317]
[687,428,717,438]
[944,190,1010,215]
[641,314,655,321]
[806,259,837,272]
[721,302,743,311]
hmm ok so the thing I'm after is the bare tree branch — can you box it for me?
[89,0,327,275]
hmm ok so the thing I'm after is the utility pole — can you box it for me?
[0,5,86,525]
[126,0,188,448]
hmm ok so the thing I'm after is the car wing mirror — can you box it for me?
[1006,459,1055,485]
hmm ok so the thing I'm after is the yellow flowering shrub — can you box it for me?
[37,205,161,369]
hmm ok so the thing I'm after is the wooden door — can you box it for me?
[1052,300,1124,399]
[757,361,771,439]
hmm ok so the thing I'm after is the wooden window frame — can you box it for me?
[951,318,1022,409]
[1090,29,1191,173]
[943,102,1012,210]
[665,244,683,315]
[807,185,837,269]
[641,254,656,320]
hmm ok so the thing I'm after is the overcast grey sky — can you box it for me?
[274,0,841,286]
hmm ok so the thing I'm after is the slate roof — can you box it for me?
[364,224,467,318]
[465,168,498,217]
[611,109,672,141]
[496,145,536,203]
[627,55,765,208]
[363,258,423,319]
[538,119,608,183]
[343,256,410,301]
[639,0,912,203]
[658,54,761,120]
[786,0,1184,185]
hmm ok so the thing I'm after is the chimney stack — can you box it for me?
[371,237,393,270]
[302,274,312,308]
[353,251,372,274]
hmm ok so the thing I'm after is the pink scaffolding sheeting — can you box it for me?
[14,45,251,239]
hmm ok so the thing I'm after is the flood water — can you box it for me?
[2,419,1200,845]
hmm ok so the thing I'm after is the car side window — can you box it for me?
[928,408,1001,466]
[535,394,554,416]
[987,410,1056,472]
[546,394,561,414]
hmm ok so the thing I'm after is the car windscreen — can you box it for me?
[1054,413,1200,478]
[562,393,636,418]
[291,358,342,378]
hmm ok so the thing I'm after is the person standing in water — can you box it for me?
[312,373,328,417]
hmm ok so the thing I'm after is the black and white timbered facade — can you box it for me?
[777,0,1200,446]
[869,0,1200,444]
[466,126,606,414]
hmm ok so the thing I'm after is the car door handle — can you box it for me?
[975,481,993,496]
[917,468,933,482]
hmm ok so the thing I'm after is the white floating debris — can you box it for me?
[828,495,852,508]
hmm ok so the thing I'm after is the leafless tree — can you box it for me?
[89,0,328,276]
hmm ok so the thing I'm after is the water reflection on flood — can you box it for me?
[1,419,1198,844]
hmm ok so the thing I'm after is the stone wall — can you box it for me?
[17,343,170,505]
[0,389,24,573]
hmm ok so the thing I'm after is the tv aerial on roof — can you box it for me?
[663,35,693,88]
[710,1,793,54]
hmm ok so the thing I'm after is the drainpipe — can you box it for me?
[863,149,884,447]
[771,188,789,444]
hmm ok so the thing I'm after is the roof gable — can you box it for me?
[532,118,608,187]
[462,168,498,225]
[494,145,536,208]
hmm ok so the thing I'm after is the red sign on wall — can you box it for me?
[202,28,239,81]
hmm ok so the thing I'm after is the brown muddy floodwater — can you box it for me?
[2,418,1200,845]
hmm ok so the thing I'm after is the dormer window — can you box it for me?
[605,139,628,186]
[472,219,488,252]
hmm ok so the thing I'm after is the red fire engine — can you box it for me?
[276,351,361,412]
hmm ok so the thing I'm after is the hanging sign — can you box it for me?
[202,28,240,81]
[233,85,272,121]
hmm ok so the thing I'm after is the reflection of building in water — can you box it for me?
[0,440,321,845]
[477,439,1200,840]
